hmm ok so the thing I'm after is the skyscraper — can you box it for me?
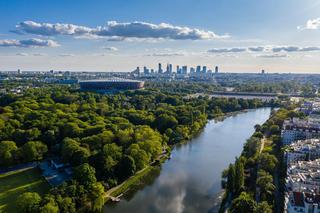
[182,66,187,74]
[166,64,170,73]
[196,65,201,73]
[202,66,207,73]
[143,66,149,74]
[169,64,173,73]
[215,66,219,73]
[158,63,163,73]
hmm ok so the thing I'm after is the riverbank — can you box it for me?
[104,108,272,212]
[104,110,248,203]
[103,108,263,205]
[104,152,170,203]
[219,107,289,213]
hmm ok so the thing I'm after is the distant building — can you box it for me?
[190,67,195,73]
[182,66,187,74]
[143,66,149,74]
[166,64,170,73]
[158,63,163,73]
[202,66,207,73]
[215,66,219,73]
[176,65,181,74]
[196,65,201,73]
[79,78,144,92]
[17,69,21,74]
[169,64,173,73]
[261,69,265,74]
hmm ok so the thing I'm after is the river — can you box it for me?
[104,108,271,213]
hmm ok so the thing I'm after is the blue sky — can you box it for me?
[0,0,320,72]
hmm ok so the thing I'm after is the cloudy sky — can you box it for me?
[0,0,320,73]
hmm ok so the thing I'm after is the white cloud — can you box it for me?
[146,52,186,57]
[15,20,228,40]
[16,52,28,56]
[0,38,59,48]
[208,47,247,53]
[256,53,288,58]
[298,18,320,30]
[103,46,118,51]
[33,53,46,56]
[59,53,75,57]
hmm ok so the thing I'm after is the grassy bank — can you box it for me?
[104,153,169,203]
[0,168,50,212]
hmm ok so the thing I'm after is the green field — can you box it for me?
[0,168,50,213]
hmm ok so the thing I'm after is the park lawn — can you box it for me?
[0,167,50,213]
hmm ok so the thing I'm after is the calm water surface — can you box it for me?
[105,108,271,213]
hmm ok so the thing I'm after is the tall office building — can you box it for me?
[143,66,149,74]
[196,65,201,73]
[169,64,173,73]
[182,66,187,74]
[158,63,163,73]
[176,65,181,74]
[202,66,207,73]
[215,66,219,73]
[190,67,195,73]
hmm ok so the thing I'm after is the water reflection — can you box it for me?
[104,108,271,213]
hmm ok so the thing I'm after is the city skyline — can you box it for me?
[0,0,320,73]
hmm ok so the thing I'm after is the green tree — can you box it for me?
[154,114,178,133]
[227,163,235,194]
[56,196,76,213]
[258,153,278,173]
[127,144,150,170]
[234,158,245,195]
[40,195,59,213]
[17,192,42,213]
[21,141,48,161]
[88,182,105,212]
[73,163,97,186]
[0,140,18,166]
[116,155,136,181]
[256,201,273,213]
[256,170,275,202]
[230,192,257,213]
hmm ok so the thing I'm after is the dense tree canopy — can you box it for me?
[0,83,277,212]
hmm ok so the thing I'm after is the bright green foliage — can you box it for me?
[256,170,276,202]
[21,141,48,161]
[258,153,278,173]
[17,192,42,213]
[0,83,274,212]
[256,201,273,213]
[0,140,18,166]
[230,192,257,213]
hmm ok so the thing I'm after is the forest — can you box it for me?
[0,84,279,212]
